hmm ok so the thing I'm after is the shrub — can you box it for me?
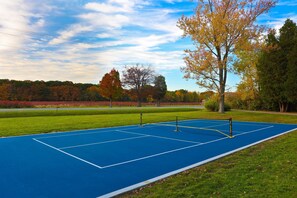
[0,101,34,108]
[204,99,231,112]
[224,102,231,111]
[204,99,218,112]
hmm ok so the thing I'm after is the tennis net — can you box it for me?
[140,113,233,138]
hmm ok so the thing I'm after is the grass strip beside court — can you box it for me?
[0,107,197,118]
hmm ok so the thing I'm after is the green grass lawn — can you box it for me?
[0,108,296,197]
[0,107,197,118]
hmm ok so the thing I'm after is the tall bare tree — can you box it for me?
[177,0,276,113]
[122,64,155,107]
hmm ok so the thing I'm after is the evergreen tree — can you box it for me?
[152,75,167,107]
[257,19,297,112]
[286,33,297,105]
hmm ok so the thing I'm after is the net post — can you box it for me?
[229,118,233,138]
[175,116,179,132]
[140,113,143,127]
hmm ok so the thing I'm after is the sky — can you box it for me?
[0,0,297,92]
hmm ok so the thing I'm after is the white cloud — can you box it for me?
[0,1,31,51]
[0,0,186,84]
[163,0,185,3]
[79,13,130,29]
[97,33,117,38]
[277,0,297,6]
[266,14,297,31]
[85,2,133,13]
[49,25,93,45]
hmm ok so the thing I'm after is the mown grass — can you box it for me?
[1,109,296,137]
[0,107,197,118]
[0,108,297,197]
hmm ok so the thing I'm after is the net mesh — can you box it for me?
[140,114,233,138]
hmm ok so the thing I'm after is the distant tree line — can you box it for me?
[0,67,204,105]
[0,79,104,101]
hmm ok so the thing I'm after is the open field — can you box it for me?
[0,100,201,108]
[0,107,199,119]
[0,108,296,197]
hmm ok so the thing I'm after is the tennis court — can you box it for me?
[1,115,296,197]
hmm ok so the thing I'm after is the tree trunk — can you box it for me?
[218,85,225,113]
[109,98,112,108]
[156,99,160,107]
[137,92,142,107]
[279,102,288,112]
[218,58,226,114]
[219,93,225,113]
[137,100,142,107]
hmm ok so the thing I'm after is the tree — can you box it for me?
[0,83,12,100]
[257,19,297,112]
[234,48,261,107]
[122,64,155,107]
[86,86,101,101]
[177,0,275,113]
[152,75,167,107]
[99,69,123,107]
[282,20,297,107]
[164,91,177,102]
[286,34,297,105]
[200,91,214,101]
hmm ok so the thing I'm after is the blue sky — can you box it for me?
[0,0,297,91]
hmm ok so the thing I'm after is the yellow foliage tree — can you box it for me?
[177,0,275,113]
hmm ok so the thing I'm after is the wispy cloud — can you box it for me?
[49,25,93,45]
[2,0,295,91]
[0,1,31,51]
[277,0,297,6]
[0,0,187,84]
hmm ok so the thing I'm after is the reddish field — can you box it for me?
[0,101,200,108]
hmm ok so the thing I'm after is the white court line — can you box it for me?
[100,144,201,168]
[234,125,274,137]
[36,126,141,140]
[59,135,150,150]
[100,136,227,169]
[3,123,143,139]
[232,123,271,127]
[33,138,103,169]
[116,130,201,144]
[99,128,297,198]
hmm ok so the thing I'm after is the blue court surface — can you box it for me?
[0,119,296,197]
